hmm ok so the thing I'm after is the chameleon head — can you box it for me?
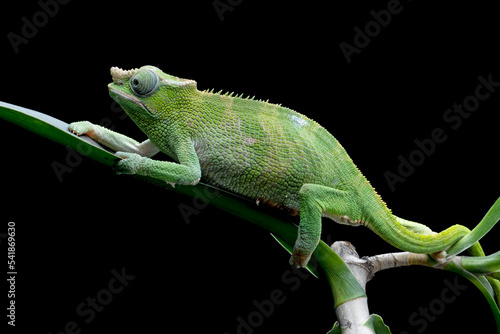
[108,65,197,125]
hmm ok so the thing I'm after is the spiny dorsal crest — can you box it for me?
[202,88,282,106]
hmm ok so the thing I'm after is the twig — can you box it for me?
[330,241,451,333]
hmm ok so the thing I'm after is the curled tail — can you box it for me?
[364,194,500,258]
[364,205,470,255]
[393,215,486,257]
[392,213,500,306]
[363,195,500,305]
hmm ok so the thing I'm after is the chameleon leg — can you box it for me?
[290,184,362,268]
[69,121,160,157]
[114,151,201,186]
[69,121,201,186]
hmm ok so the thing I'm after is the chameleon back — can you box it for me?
[187,91,361,211]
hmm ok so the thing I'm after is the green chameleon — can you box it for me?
[69,65,487,268]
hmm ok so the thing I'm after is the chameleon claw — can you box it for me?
[289,258,302,269]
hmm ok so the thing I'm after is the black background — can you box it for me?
[1,1,499,333]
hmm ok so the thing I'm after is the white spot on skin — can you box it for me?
[290,114,308,128]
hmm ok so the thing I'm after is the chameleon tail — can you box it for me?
[364,205,470,255]
[395,216,500,306]
[394,215,488,258]
[365,201,500,305]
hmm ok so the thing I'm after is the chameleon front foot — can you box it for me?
[114,152,149,175]
[68,121,94,136]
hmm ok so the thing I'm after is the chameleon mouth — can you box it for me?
[108,84,148,111]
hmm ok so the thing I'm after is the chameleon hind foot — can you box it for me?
[289,248,312,268]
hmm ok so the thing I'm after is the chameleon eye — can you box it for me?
[130,70,159,97]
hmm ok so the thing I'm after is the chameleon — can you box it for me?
[69,65,488,268]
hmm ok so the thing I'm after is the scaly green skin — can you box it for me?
[68,65,483,267]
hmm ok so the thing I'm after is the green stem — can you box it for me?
[445,259,500,332]
[462,251,500,276]
[446,197,500,257]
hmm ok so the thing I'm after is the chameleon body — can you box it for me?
[69,66,480,267]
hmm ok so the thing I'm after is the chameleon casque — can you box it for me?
[69,65,485,268]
